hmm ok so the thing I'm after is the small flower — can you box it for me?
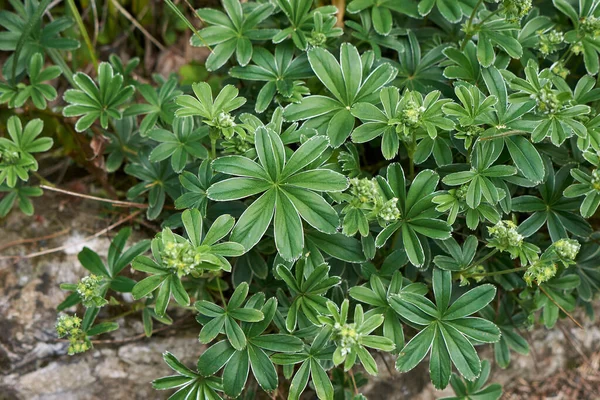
[591,169,600,191]
[349,178,379,204]
[401,99,426,128]
[523,260,557,286]
[378,198,401,222]
[500,0,532,23]
[488,220,523,250]
[580,16,600,37]
[552,239,580,262]
[530,84,562,114]
[334,322,361,356]
[56,314,92,355]
[551,62,569,79]
[160,239,200,278]
[308,31,327,47]
[56,314,82,338]
[76,275,108,308]
[538,30,564,55]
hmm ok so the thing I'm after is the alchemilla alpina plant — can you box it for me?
[2,0,600,398]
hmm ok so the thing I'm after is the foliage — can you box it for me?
[2,0,600,399]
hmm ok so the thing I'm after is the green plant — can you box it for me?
[2,0,600,399]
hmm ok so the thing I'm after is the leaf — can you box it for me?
[396,323,436,372]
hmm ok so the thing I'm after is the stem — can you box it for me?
[460,0,484,50]
[40,184,149,208]
[348,369,359,396]
[65,0,98,70]
[471,248,498,267]
[408,131,416,179]
[538,285,583,329]
[210,138,217,159]
[468,265,528,278]
[478,129,528,141]
[215,276,227,306]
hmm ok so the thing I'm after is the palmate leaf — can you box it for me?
[391,269,499,389]
[63,62,134,132]
[284,43,397,147]
[0,116,52,188]
[0,0,79,79]
[513,159,592,240]
[197,295,302,397]
[153,352,224,400]
[229,43,313,112]
[190,0,278,71]
[1,52,61,109]
[271,327,336,400]
[374,164,452,268]
[346,0,419,35]
[207,127,348,260]
[273,0,342,50]
[0,184,42,217]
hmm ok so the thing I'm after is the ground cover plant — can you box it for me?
[1,0,600,398]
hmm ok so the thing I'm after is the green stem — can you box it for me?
[470,248,498,267]
[478,129,528,141]
[468,265,528,278]
[408,131,416,179]
[215,276,227,306]
[66,0,99,70]
[460,0,484,50]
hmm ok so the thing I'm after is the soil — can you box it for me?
[0,193,599,399]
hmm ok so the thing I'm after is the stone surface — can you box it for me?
[1,194,599,399]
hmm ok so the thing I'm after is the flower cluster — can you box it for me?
[523,259,557,286]
[499,0,532,23]
[160,239,200,278]
[552,238,580,264]
[379,198,401,222]
[591,169,600,191]
[55,314,91,355]
[488,220,523,250]
[333,322,360,357]
[349,178,379,205]
[211,112,236,139]
[342,178,402,233]
[580,16,600,37]
[538,30,564,55]
[551,62,570,79]
[531,84,562,114]
[76,274,108,308]
[455,125,484,149]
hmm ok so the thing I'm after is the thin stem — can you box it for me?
[215,277,227,306]
[467,265,528,278]
[478,130,528,141]
[0,210,142,260]
[65,0,98,70]
[538,285,583,329]
[471,248,498,267]
[348,368,359,396]
[110,0,167,52]
[40,184,149,208]
[460,0,484,50]
[408,131,416,179]
[210,138,217,160]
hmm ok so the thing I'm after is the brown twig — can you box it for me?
[40,185,149,209]
[538,285,584,329]
[0,210,142,260]
[109,0,167,52]
[0,227,71,252]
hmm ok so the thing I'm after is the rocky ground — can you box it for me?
[0,192,599,399]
